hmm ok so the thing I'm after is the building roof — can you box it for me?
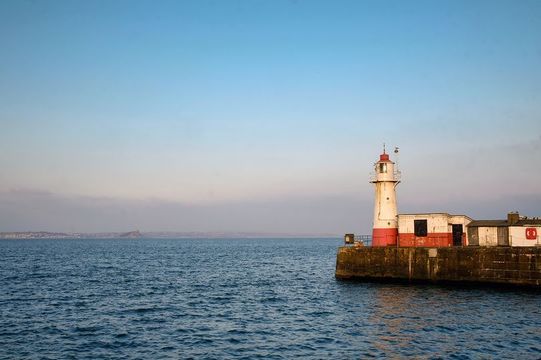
[468,220,508,227]
[398,213,472,220]
[469,218,541,227]
[399,212,452,216]
[516,218,541,226]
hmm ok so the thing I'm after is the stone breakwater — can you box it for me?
[336,246,541,287]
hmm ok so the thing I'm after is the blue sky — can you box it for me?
[1,0,540,233]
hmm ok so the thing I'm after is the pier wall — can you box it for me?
[335,246,541,287]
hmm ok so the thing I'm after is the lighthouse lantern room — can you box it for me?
[371,146,400,246]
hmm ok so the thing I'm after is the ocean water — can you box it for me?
[1,238,540,359]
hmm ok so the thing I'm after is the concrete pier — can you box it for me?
[335,246,541,288]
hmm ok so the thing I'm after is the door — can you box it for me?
[497,227,509,246]
[452,224,463,246]
[468,227,479,246]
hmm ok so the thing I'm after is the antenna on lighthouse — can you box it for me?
[383,143,386,154]
[394,146,401,179]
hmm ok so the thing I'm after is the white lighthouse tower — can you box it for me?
[370,146,400,246]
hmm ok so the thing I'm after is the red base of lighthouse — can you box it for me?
[372,228,398,247]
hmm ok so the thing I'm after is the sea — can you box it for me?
[1,238,540,359]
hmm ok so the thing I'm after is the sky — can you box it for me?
[1,0,540,233]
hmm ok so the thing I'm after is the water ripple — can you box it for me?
[1,238,540,359]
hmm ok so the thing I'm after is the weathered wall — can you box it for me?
[398,214,472,247]
[335,246,541,287]
[478,227,499,246]
[399,233,451,247]
[449,215,472,245]
[510,226,541,247]
[398,214,449,233]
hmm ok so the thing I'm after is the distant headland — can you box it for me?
[0,231,339,239]
[0,230,143,239]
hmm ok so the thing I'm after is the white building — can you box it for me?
[467,212,541,247]
[398,213,472,247]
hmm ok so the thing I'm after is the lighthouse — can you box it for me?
[370,146,400,246]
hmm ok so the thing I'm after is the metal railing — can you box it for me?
[354,235,372,247]
[369,170,401,183]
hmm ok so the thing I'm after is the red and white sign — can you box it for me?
[525,228,538,240]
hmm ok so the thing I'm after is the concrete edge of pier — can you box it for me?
[335,246,541,288]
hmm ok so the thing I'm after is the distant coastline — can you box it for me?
[0,231,340,239]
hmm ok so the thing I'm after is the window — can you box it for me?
[414,219,428,237]
[378,163,387,173]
